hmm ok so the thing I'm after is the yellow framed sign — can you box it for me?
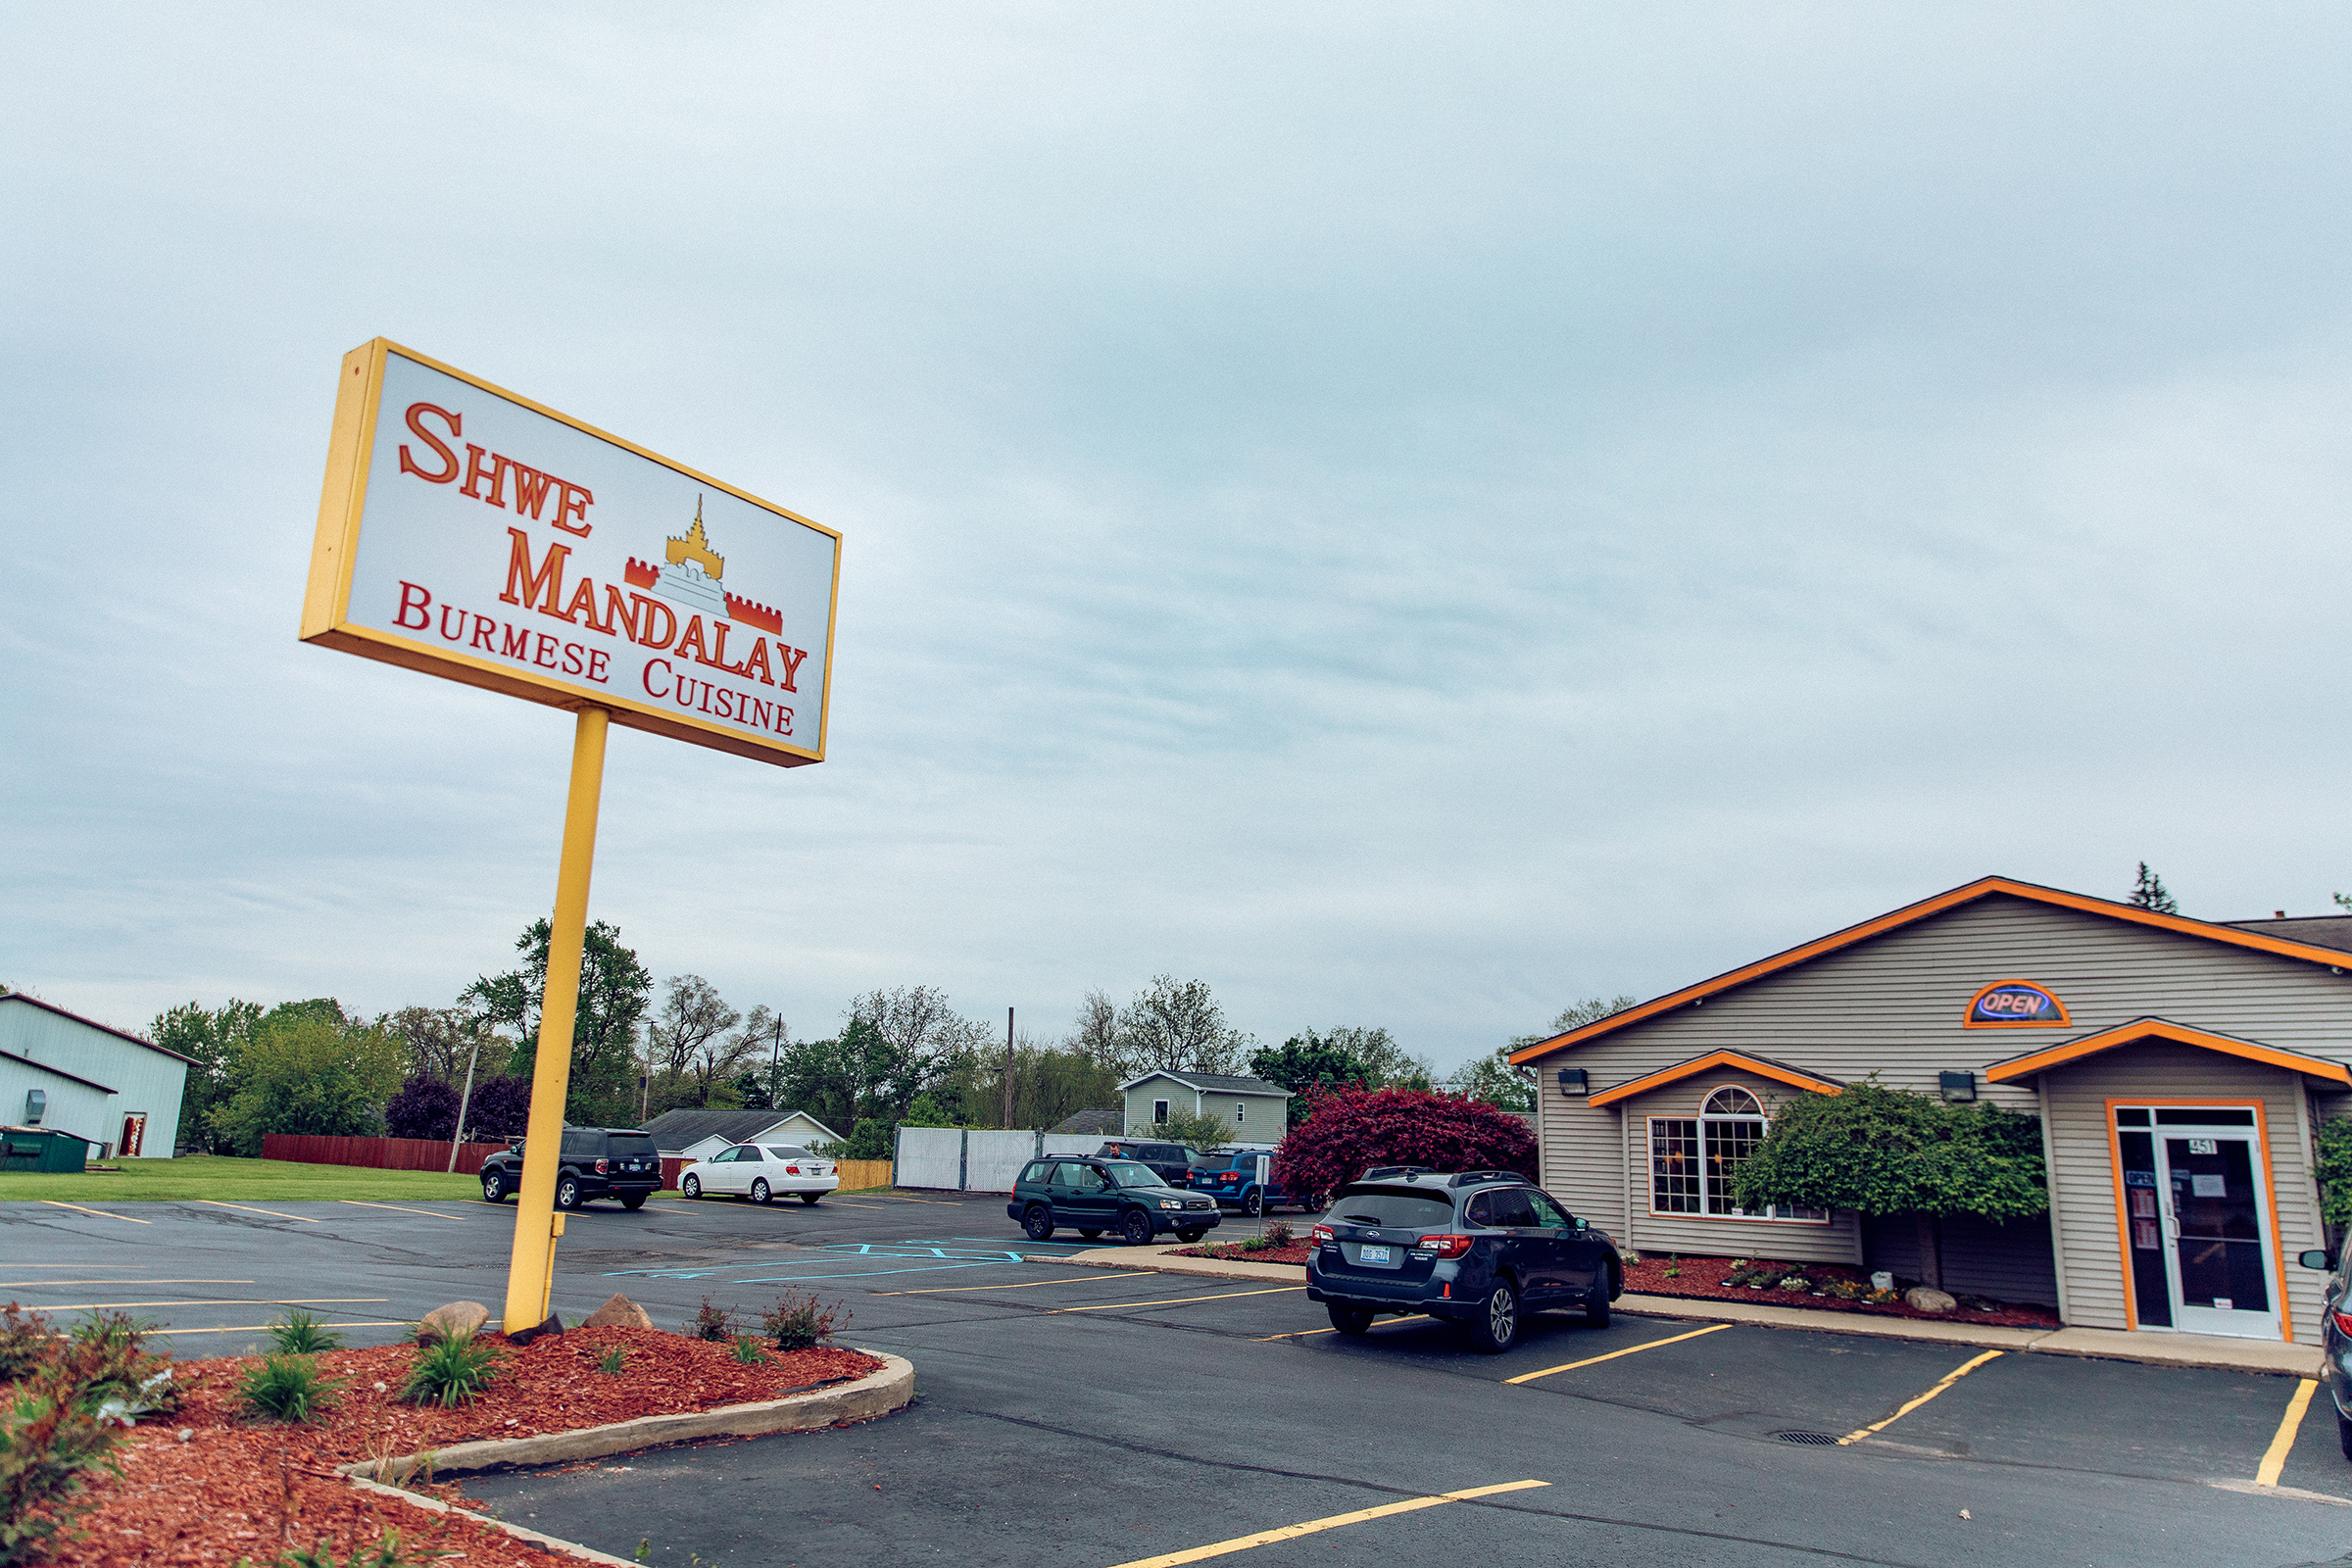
[302,338,839,766]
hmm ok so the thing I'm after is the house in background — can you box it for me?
[1512,876,2352,1348]
[1117,1071,1292,1142]
[1050,1107,1123,1137]
[0,994,192,1158]
[640,1106,844,1161]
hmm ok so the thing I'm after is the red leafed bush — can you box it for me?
[1273,1086,1537,1200]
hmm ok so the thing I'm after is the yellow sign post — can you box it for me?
[303,340,840,1334]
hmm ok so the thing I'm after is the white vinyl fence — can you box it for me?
[893,1127,1123,1193]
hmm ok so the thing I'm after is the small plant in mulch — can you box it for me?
[268,1308,347,1355]
[241,1529,423,1568]
[686,1298,737,1344]
[240,1354,347,1424]
[760,1291,848,1352]
[597,1347,627,1375]
[729,1336,769,1365]
[0,1310,144,1563]
[1778,1276,1812,1294]
[0,1301,53,1382]
[1817,1278,1864,1301]
[1865,1288,1901,1305]
[1262,1220,1295,1248]
[400,1331,503,1409]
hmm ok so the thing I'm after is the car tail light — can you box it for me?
[1417,1234,1474,1258]
[594,1158,609,1174]
[1311,1224,1334,1245]
[2334,1309,2352,1338]
[786,1165,802,1174]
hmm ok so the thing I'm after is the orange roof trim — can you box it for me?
[1509,875,2352,1067]
[1984,1017,2352,1086]
[1588,1049,1844,1108]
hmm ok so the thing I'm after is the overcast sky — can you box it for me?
[4,5,2348,1076]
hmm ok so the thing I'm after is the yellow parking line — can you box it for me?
[34,1298,390,1311]
[1838,1349,2003,1446]
[40,1200,150,1224]
[338,1200,473,1220]
[148,1320,411,1336]
[200,1200,318,1223]
[1100,1479,1548,1568]
[1252,1313,1430,1342]
[878,1273,1160,1297]
[2256,1379,2321,1486]
[1047,1286,1302,1315]
[1504,1322,1735,1384]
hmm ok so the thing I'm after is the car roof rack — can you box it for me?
[1358,1165,1440,1181]
[1448,1170,1524,1188]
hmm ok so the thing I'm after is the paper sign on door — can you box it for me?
[2191,1174,2227,1198]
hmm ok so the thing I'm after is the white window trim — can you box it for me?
[1235,1102,1246,1124]
[1153,1099,1169,1124]
[1646,1085,1830,1225]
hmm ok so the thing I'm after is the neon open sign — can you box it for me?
[1965,980,2069,1028]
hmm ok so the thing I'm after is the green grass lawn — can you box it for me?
[0,1155,495,1202]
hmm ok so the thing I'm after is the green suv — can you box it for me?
[1007,1154,1222,1245]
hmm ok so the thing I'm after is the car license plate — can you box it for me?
[1359,1245,1392,1263]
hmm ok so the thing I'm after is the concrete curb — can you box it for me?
[337,1351,915,1484]
[1071,1250,2326,1378]
[340,1471,643,1567]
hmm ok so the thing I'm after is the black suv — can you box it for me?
[2298,1245,2352,1457]
[1094,1141,1200,1188]
[479,1127,662,1211]
[1305,1167,1622,1353]
[1008,1153,1221,1245]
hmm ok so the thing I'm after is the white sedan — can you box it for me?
[679,1144,841,1205]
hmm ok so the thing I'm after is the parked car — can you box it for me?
[2298,1246,2352,1457]
[1094,1140,1200,1188]
[478,1127,662,1211]
[680,1144,841,1205]
[1189,1147,1313,1215]
[1304,1168,1622,1353]
[1008,1153,1221,1245]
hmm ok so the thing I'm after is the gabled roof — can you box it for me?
[0,994,197,1065]
[1510,876,2352,1066]
[1117,1071,1292,1098]
[1050,1107,1123,1135]
[638,1107,842,1151]
[1984,1017,2352,1087]
[1588,1050,1843,1108]
[0,1048,119,1095]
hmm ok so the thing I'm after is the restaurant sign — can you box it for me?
[1965,979,2069,1028]
[302,339,839,766]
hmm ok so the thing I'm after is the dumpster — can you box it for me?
[1,1127,93,1172]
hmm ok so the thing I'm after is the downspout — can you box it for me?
[2035,1071,2070,1325]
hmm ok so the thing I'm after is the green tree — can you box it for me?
[1140,1105,1236,1151]
[150,999,264,1153]
[899,1093,960,1128]
[1446,1047,1536,1112]
[461,919,653,1125]
[208,1006,405,1155]
[1111,976,1252,1077]
[940,1039,1121,1130]
[2129,862,2179,914]
[1250,1035,1375,1127]
[1728,1080,2048,1289]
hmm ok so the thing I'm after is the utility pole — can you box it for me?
[1004,1006,1015,1130]
[768,1014,786,1110]
[449,1025,484,1174]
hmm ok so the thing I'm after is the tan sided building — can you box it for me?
[1510,876,2352,1346]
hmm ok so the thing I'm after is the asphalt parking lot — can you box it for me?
[7,1191,2352,1566]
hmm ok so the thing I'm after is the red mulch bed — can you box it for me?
[33,1327,885,1567]
[1168,1242,1314,1265]
[1622,1255,2061,1329]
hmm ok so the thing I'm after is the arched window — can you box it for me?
[1702,1087,1762,1117]
[1646,1084,1828,1224]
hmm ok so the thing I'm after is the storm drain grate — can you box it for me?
[1773,1430,1839,1446]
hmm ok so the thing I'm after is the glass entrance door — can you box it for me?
[2153,1120,2278,1340]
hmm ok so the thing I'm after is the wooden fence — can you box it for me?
[834,1158,894,1192]
[262,1133,514,1177]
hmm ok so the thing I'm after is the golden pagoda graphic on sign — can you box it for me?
[625,497,784,634]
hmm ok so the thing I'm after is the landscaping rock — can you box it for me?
[416,1301,490,1345]
[579,1294,656,1331]
[507,1312,564,1347]
[1904,1286,1957,1314]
